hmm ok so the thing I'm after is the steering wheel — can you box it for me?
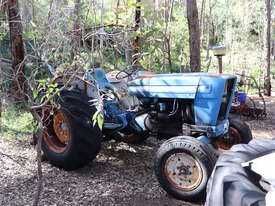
[115,68,135,80]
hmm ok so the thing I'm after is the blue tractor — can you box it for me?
[41,68,252,201]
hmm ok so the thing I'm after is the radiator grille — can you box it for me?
[217,78,235,122]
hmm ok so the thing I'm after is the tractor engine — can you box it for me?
[142,99,195,139]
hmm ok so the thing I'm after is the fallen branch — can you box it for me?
[0,151,33,173]
[0,58,12,64]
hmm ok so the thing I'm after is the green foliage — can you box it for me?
[0,105,34,142]
[0,36,10,59]
[90,89,121,131]
[92,110,104,130]
[136,5,190,73]
[33,79,60,106]
[91,95,104,131]
[0,0,272,90]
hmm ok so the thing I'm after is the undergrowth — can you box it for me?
[0,105,34,142]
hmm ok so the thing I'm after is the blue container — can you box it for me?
[237,92,247,103]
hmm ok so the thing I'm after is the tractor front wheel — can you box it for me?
[214,118,252,151]
[154,136,215,201]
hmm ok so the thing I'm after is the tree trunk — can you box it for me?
[71,0,81,60]
[264,0,272,96]
[167,0,175,72]
[22,0,32,23]
[272,21,275,61]
[99,0,104,67]
[100,0,104,50]
[200,0,206,47]
[0,96,2,129]
[206,0,212,59]
[187,0,201,72]
[6,0,26,102]
[132,0,141,70]
[0,1,6,27]
[115,0,120,25]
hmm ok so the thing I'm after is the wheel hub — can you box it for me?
[164,153,203,191]
[215,127,241,151]
[53,111,69,145]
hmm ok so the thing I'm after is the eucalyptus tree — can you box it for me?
[264,0,272,96]
[187,0,201,72]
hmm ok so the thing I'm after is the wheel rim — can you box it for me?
[215,127,242,151]
[53,111,70,144]
[164,153,203,191]
[43,110,70,153]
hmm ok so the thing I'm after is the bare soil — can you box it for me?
[0,96,274,206]
[240,96,275,140]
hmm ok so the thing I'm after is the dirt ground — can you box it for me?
[0,97,275,206]
[0,138,198,206]
[239,95,275,140]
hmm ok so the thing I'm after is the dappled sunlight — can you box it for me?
[252,130,274,140]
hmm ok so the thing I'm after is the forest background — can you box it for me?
[0,0,274,205]
[0,0,274,89]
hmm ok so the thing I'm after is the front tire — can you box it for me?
[214,118,252,151]
[154,136,215,201]
[42,90,102,171]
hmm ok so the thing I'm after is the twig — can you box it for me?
[29,65,84,110]
[0,151,33,173]
[0,58,12,64]
[32,127,43,206]
[64,24,134,35]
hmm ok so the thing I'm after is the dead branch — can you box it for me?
[32,127,43,206]
[0,151,33,173]
[64,24,135,35]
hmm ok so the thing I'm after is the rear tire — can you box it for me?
[154,136,215,201]
[42,90,102,171]
[205,139,275,206]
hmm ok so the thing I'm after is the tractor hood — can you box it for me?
[128,72,236,99]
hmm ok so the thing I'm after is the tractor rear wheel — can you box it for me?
[42,90,102,170]
[154,136,216,201]
[214,118,252,151]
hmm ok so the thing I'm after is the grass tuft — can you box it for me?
[0,105,34,142]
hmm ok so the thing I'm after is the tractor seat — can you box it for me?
[94,68,115,91]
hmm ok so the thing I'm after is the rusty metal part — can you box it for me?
[164,153,203,191]
[43,110,70,153]
[231,102,266,119]
[214,127,241,151]
[233,73,267,119]
[52,76,63,84]
[53,111,70,144]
